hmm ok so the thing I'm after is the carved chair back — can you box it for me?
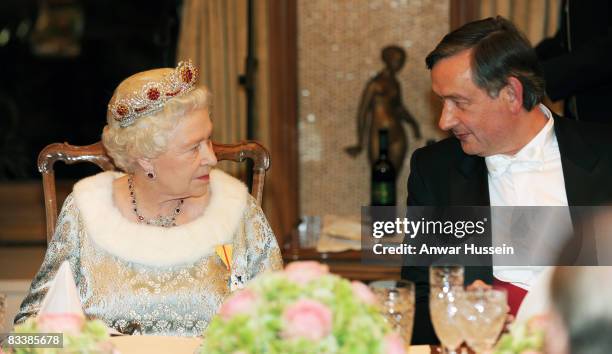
[38,141,270,243]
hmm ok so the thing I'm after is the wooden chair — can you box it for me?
[38,141,270,243]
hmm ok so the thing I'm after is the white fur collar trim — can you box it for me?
[73,169,248,267]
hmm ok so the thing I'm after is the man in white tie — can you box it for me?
[402,16,612,345]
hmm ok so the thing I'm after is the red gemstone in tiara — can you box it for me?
[181,68,193,83]
[147,88,161,101]
[109,60,199,127]
[116,104,129,117]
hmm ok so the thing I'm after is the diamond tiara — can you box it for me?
[109,60,199,128]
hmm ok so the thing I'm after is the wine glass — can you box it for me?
[369,280,415,347]
[430,286,464,353]
[429,265,464,354]
[457,288,508,353]
[429,265,464,290]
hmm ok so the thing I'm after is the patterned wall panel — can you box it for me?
[298,0,449,217]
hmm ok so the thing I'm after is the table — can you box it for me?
[110,336,201,354]
[282,229,401,282]
[283,246,401,281]
[108,336,435,354]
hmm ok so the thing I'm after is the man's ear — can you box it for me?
[502,76,524,114]
[136,157,154,173]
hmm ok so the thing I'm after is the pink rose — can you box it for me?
[218,289,257,320]
[282,299,332,341]
[37,313,85,335]
[383,332,406,354]
[284,261,329,285]
[351,281,377,305]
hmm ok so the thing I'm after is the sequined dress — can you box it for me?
[15,169,283,336]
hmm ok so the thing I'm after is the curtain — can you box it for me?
[479,0,564,114]
[479,0,561,45]
[176,0,282,235]
[177,0,248,177]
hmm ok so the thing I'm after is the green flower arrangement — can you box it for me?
[201,261,406,354]
[2,316,112,354]
[494,316,546,354]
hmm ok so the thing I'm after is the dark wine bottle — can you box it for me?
[371,128,396,206]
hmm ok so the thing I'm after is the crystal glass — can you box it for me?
[297,216,321,248]
[457,288,508,353]
[430,286,464,354]
[429,265,464,289]
[369,280,415,347]
[429,265,464,354]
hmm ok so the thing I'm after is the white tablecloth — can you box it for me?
[109,336,431,354]
[110,336,201,354]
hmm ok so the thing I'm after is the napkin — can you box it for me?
[316,215,362,253]
[34,261,87,335]
[36,261,126,336]
[321,215,361,241]
[38,261,85,318]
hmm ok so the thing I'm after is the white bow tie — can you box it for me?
[486,147,545,178]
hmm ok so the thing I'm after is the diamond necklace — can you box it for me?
[128,175,184,228]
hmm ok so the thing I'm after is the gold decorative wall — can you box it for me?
[298,0,449,217]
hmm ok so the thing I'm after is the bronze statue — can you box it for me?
[345,45,421,174]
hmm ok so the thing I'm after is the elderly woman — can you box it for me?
[15,61,283,335]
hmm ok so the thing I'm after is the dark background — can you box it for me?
[0,0,181,180]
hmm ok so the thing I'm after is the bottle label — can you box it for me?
[372,181,396,205]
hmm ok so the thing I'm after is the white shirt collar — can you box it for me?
[485,104,556,177]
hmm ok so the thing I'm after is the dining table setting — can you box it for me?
[106,336,442,354]
[0,260,544,354]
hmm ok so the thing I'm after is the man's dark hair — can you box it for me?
[425,16,545,111]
